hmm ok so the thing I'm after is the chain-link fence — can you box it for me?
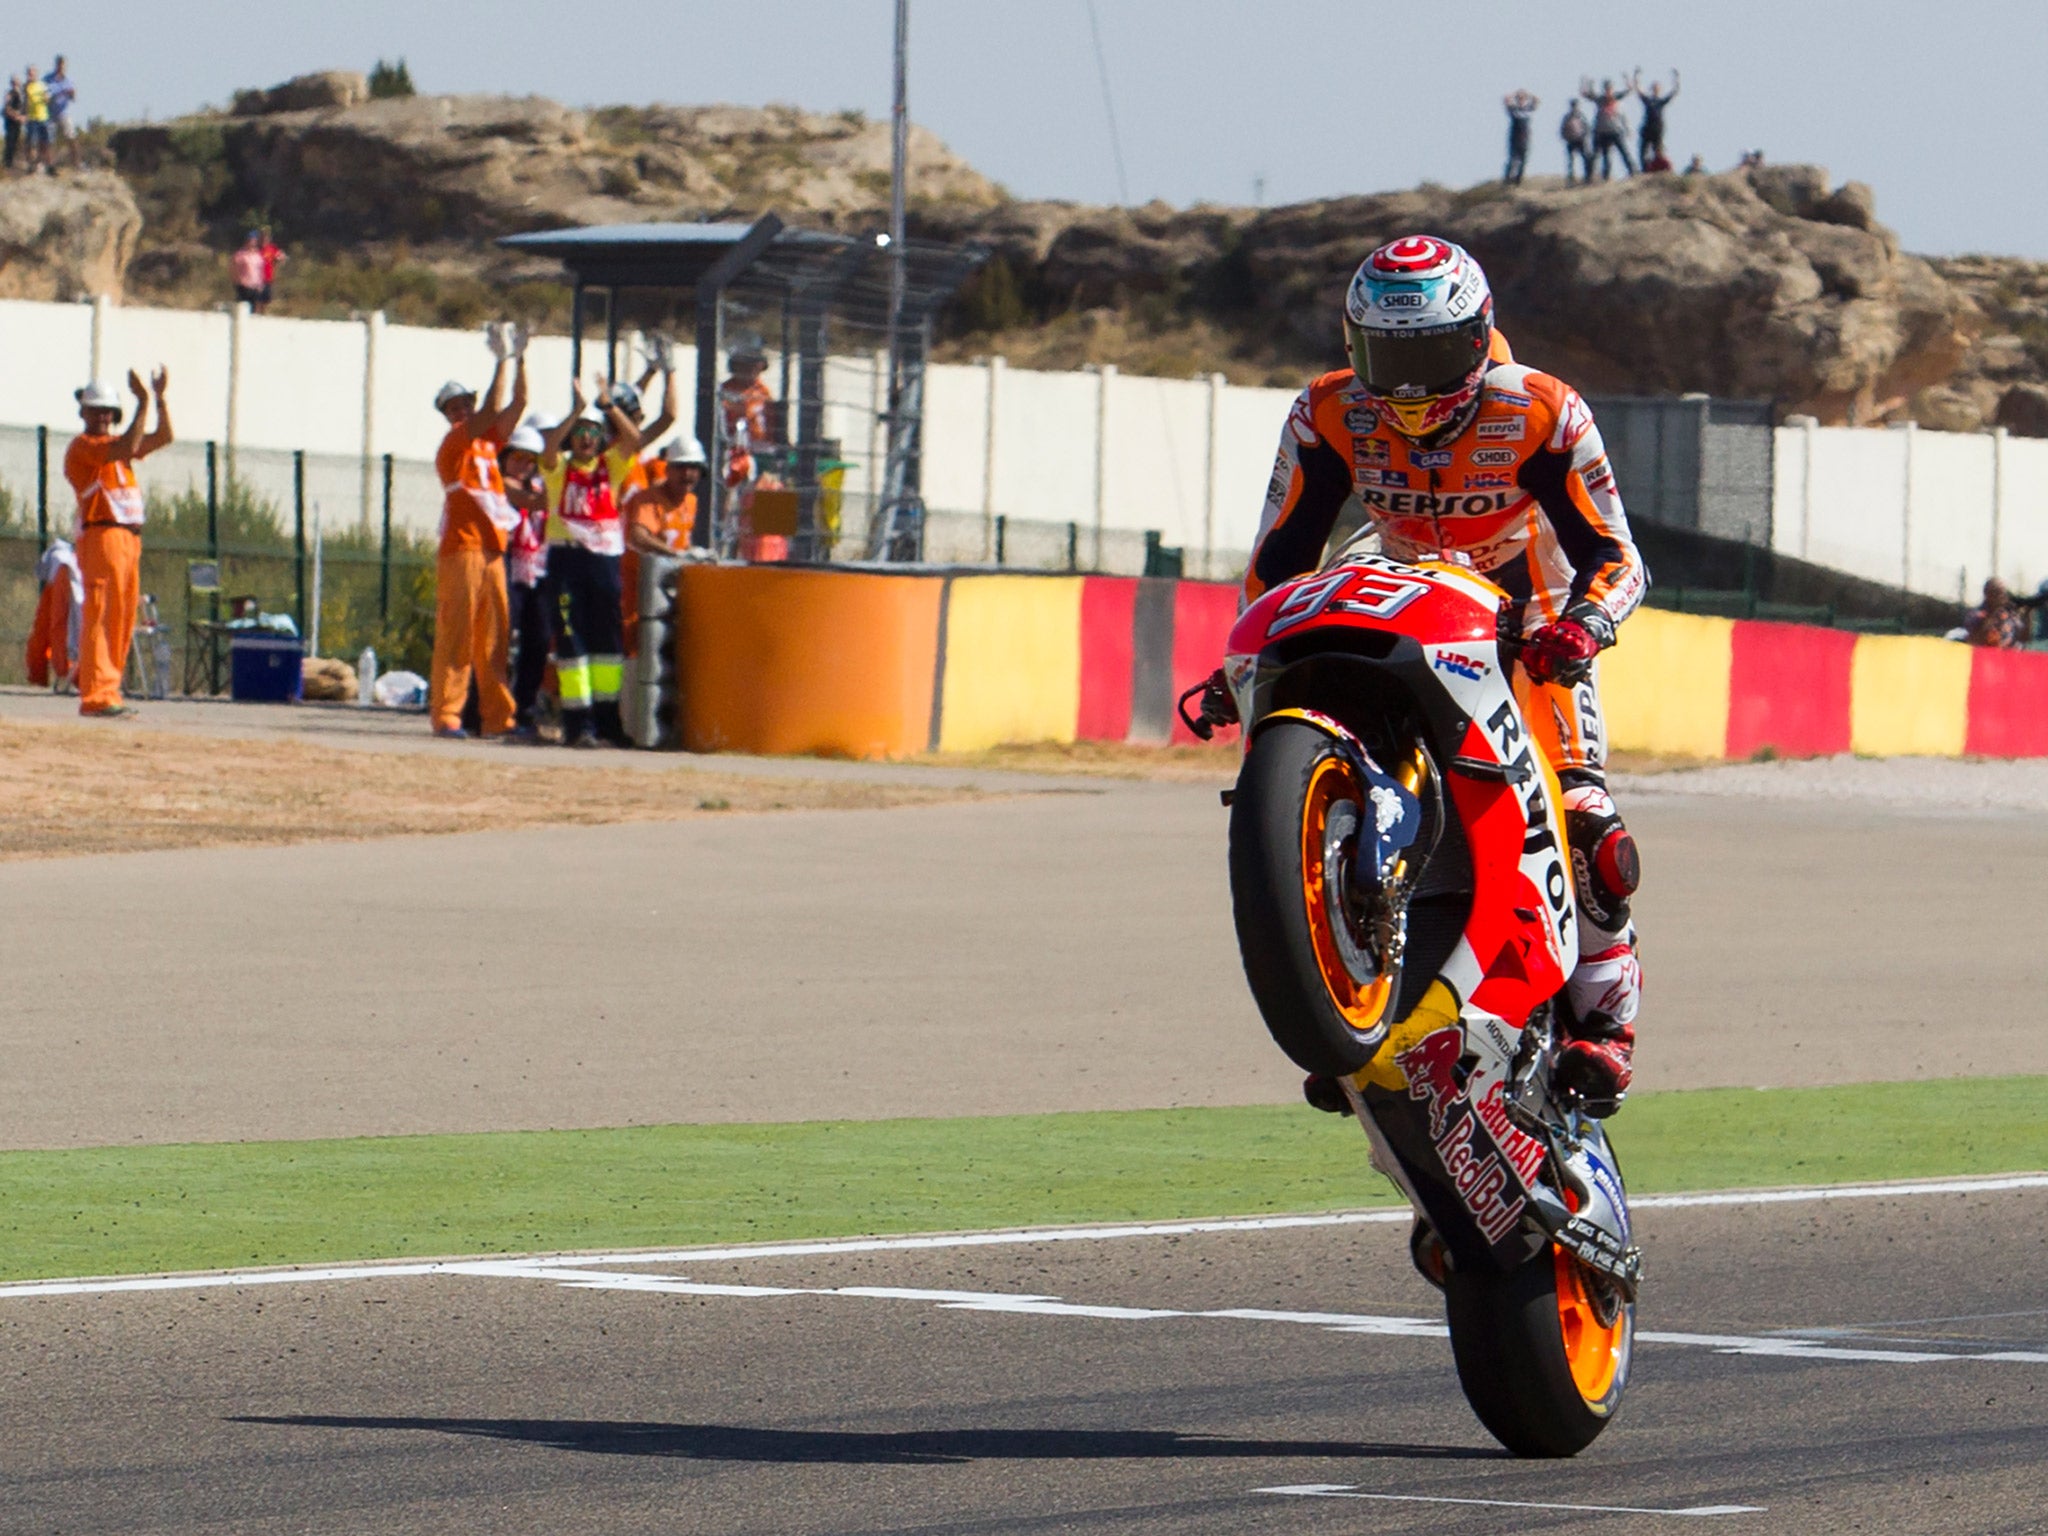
[0,419,1254,696]
[0,426,441,691]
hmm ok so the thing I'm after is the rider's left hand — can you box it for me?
[1520,607,1614,686]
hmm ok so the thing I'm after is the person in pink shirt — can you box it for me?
[231,232,269,311]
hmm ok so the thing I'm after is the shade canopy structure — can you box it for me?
[499,215,985,561]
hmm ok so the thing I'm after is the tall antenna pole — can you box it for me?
[887,0,908,413]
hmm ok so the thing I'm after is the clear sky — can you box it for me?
[20,0,2042,259]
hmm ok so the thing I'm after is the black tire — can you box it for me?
[1228,720,1400,1076]
[1444,1246,1633,1457]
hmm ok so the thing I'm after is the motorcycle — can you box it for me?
[1188,539,1640,1458]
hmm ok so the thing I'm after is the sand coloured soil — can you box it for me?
[0,717,972,861]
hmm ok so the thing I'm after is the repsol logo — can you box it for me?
[1359,488,1517,516]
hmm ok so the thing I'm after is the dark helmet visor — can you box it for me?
[1348,315,1491,396]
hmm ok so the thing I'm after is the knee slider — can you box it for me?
[1562,783,1638,929]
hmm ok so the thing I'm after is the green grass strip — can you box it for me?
[1,1076,2042,1283]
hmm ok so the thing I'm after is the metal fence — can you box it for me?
[0,426,442,691]
[1588,395,1775,546]
[0,422,1245,694]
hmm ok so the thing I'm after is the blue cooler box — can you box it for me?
[229,635,303,702]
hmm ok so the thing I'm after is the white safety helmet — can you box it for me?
[433,379,474,410]
[75,380,121,410]
[660,436,708,467]
[505,425,546,455]
[1342,235,1496,443]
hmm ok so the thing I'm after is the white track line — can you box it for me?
[447,1263,2048,1366]
[1257,1486,1764,1517]
[0,1171,2040,1303]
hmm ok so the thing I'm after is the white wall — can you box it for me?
[1773,421,2048,601]
[20,293,2048,597]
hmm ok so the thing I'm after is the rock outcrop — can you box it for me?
[922,166,1978,426]
[0,172,142,300]
[231,71,369,116]
[113,94,1003,247]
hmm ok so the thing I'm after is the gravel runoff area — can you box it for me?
[1617,753,2048,815]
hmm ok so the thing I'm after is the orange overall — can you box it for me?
[63,435,147,714]
[430,424,518,735]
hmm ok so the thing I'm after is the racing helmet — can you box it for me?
[1342,236,1495,442]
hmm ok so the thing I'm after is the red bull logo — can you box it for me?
[1396,1026,1465,1137]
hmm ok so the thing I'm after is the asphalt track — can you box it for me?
[4,749,2048,1146]
[4,1178,2045,1534]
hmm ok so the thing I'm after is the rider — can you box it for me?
[1240,235,1646,1114]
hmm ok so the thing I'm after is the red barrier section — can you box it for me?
[1170,580,1243,746]
[1725,620,1855,759]
[1965,647,2048,756]
[1076,577,1138,741]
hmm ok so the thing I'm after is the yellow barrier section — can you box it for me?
[936,575,1085,752]
[1599,609,1735,759]
[1849,634,1970,757]
[675,565,943,759]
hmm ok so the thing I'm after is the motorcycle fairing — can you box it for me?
[1230,553,1616,1274]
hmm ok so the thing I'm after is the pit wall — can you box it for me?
[673,567,2048,761]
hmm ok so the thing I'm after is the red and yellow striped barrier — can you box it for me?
[673,568,2048,762]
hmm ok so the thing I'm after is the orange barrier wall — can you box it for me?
[675,565,942,759]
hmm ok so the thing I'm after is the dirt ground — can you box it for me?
[0,718,973,861]
[916,739,1701,781]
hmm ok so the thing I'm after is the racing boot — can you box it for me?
[1302,1073,1350,1114]
[1556,939,1640,1117]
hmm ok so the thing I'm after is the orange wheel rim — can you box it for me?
[1300,754,1395,1036]
[1553,1244,1627,1404]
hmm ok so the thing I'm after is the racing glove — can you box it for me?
[1519,605,1616,686]
[1177,666,1239,741]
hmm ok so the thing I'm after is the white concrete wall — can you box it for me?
[1773,421,2048,601]
[18,293,2048,594]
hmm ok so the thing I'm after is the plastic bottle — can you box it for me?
[357,647,378,706]
[151,626,172,700]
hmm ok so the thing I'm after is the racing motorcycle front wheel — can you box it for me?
[1445,1244,1634,1457]
[1229,719,1408,1076]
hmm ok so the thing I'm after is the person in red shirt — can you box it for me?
[64,370,172,717]
[427,323,528,739]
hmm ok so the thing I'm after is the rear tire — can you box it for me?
[1444,1245,1633,1457]
[1229,720,1402,1076]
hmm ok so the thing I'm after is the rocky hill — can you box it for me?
[14,71,2048,432]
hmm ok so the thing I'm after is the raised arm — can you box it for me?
[639,367,679,446]
[540,381,584,469]
[136,367,173,458]
[110,371,150,461]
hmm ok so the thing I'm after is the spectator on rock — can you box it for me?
[20,65,51,174]
[1632,68,1677,173]
[230,232,269,310]
[3,77,24,172]
[46,56,73,166]
[1684,153,1707,175]
[257,226,287,306]
[1581,77,1636,180]
[1502,90,1538,185]
[1559,100,1592,184]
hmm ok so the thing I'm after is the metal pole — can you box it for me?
[294,449,307,641]
[885,0,909,465]
[205,440,218,559]
[35,426,48,549]
[380,452,394,621]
